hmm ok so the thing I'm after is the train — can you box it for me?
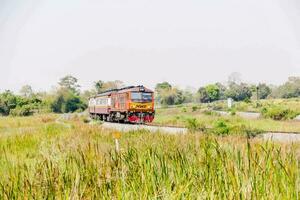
[88,85,155,123]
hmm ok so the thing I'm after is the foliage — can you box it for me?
[212,119,230,135]
[94,80,104,93]
[0,90,42,116]
[225,82,252,101]
[50,76,87,113]
[272,76,300,98]
[197,84,221,103]
[94,80,125,93]
[155,82,185,105]
[191,106,198,112]
[19,85,34,98]
[10,104,34,116]
[261,105,298,120]
[185,117,206,132]
[155,82,172,91]
[257,83,271,99]
[58,75,81,94]
[51,89,87,113]
[0,90,17,115]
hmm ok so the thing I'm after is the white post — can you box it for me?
[227,98,233,109]
[115,138,120,152]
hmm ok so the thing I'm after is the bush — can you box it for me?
[210,119,263,137]
[10,105,34,116]
[230,124,263,138]
[212,119,230,135]
[261,105,298,120]
[191,106,198,112]
[185,118,206,133]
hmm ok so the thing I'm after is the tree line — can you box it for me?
[0,75,300,116]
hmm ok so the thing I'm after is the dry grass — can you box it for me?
[0,115,299,199]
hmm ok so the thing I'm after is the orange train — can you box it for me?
[88,85,155,123]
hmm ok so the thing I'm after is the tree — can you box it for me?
[51,89,87,113]
[0,91,17,115]
[155,82,185,105]
[102,80,124,91]
[0,90,42,116]
[205,84,220,102]
[94,80,104,93]
[51,75,87,113]
[155,82,172,91]
[257,83,271,99]
[20,85,34,98]
[225,83,252,101]
[197,87,210,103]
[58,75,80,94]
[273,77,300,98]
[215,83,227,100]
[197,84,220,103]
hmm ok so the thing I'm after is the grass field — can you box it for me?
[153,102,300,133]
[0,115,300,199]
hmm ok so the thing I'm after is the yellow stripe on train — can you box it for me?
[130,102,153,110]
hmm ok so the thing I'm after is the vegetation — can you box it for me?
[154,104,300,132]
[155,82,185,105]
[2,75,300,116]
[0,115,299,199]
[261,105,299,121]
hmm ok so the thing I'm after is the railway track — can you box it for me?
[100,121,300,142]
[100,121,300,135]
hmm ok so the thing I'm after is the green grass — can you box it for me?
[0,115,300,199]
[154,101,300,133]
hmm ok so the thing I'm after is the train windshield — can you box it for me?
[131,92,152,102]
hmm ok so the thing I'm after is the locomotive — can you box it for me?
[88,85,155,123]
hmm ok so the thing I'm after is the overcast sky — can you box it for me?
[0,0,300,92]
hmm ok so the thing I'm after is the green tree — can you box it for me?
[58,75,80,94]
[94,80,104,93]
[257,83,271,99]
[155,82,172,91]
[51,76,87,113]
[273,77,300,98]
[155,82,184,105]
[205,84,220,102]
[197,84,221,103]
[0,91,17,115]
[51,89,87,113]
[225,83,252,101]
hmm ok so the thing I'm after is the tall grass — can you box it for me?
[0,116,299,199]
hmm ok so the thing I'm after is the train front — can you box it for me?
[127,88,155,123]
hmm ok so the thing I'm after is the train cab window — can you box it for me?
[131,92,152,102]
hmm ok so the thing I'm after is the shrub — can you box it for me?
[261,105,298,120]
[185,118,206,133]
[210,119,263,137]
[230,124,263,138]
[191,106,198,112]
[10,105,34,116]
[212,119,230,135]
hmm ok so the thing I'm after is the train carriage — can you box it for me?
[89,85,155,123]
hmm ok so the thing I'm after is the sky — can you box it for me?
[0,0,300,92]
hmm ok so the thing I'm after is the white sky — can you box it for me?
[0,0,300,92]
